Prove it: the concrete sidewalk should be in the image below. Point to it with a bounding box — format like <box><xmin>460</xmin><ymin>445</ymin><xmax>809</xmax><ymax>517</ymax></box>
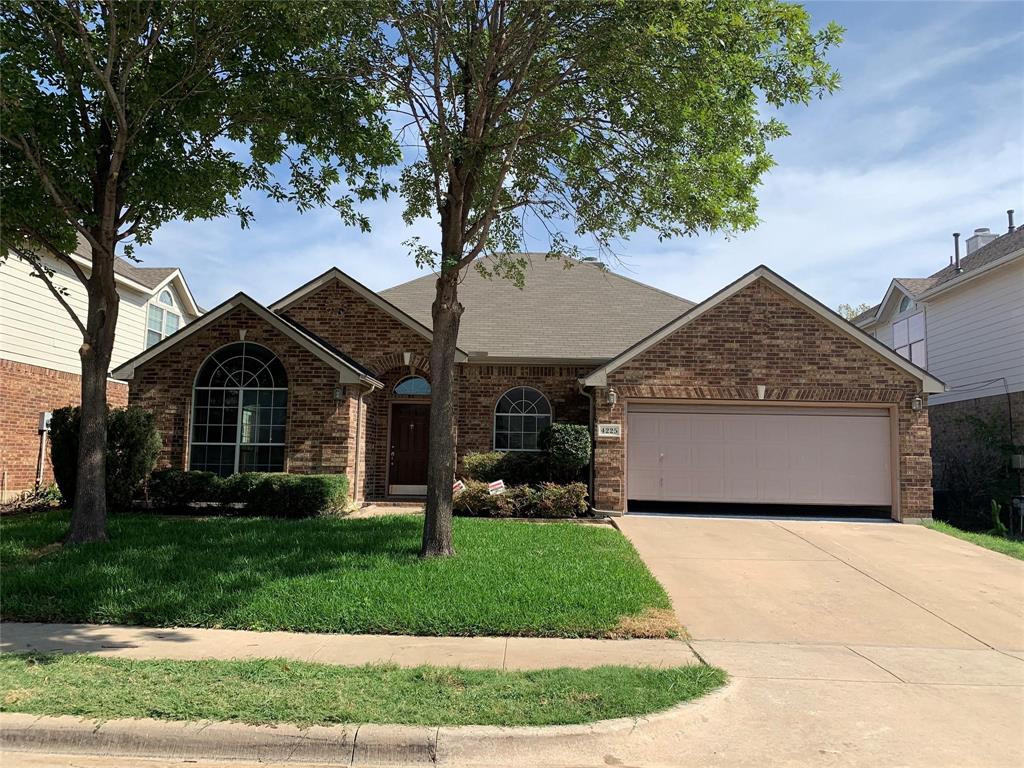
<box><xmin>0</xmin><ymin>621</ymin><xmax>699</xmax><ymax>670</ymax></box>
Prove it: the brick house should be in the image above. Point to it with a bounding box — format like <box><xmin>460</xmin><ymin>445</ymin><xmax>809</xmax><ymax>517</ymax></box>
<box><xmin>111</xmin><ymin>258</ymin><xmax>944</xmax><ymax>521</ymax></box>
<box><xmin>0</xmin><ymin>247</ymin><xmax>200</xmax><ymax>500</ymax></box>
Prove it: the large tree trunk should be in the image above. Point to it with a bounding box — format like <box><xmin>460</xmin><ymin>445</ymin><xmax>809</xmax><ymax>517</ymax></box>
<box><xmin>67</xmin><ymin>243</ymin><xmax>119</xmax><ymax>545</ymax></box>
<box><xmin>421</xmin><ymin>268</ymin><xmax>463</xmax><ymax>558</ymax></box>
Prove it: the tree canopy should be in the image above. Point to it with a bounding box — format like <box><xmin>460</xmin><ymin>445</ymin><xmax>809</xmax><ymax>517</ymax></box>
<box><xmin>381</xmin><ymin>0</ymin><xmax>843</xmax><ymax>556</ymax></box>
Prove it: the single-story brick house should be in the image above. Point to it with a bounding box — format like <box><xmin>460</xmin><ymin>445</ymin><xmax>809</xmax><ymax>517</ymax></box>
<box><xmin>111</xmin><ymin>258</ymin><xmax>944</xmax><ymax>521</ymax></box>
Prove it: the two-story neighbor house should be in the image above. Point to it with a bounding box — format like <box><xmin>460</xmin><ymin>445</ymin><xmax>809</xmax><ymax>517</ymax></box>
<box><xmin>0</xmin><ymin>247</ymin><xmax>201</xmax><ymax>500</ymax></box>
<box><xmin>853</xmin><ymin>213</ymin><xmax>1023</xmax><ymax>488</ymax></box>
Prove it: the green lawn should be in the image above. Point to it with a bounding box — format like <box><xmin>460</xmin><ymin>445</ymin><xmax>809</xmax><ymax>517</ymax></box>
<box><xmin>0</xmin><ymin>654</ymin><xmax>725</xmax><ymax>727</ymax></box>
<box><xmin>0</xmin><ymin>510</ymin><xmax>674</xmax><ymax>637</ymax></box>
<box><xmin>923</xmin><ymin>520</ymin><xmax>1024</xmax><ymax>561</ymax></box>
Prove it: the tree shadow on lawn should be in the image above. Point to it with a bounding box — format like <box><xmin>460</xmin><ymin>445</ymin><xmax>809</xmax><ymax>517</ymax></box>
<box><xmin>0</xmin><ymin>513</ymin><xmax>430</xmax><ymax>632</ymax></box>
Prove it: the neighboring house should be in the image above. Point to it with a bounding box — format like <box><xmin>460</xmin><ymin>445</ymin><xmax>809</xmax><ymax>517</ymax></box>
<box><xmin>0</xmin><ymin>247</ymin><xmax>201</xmax><ymax>500</ymax></box>
<box><xmin>111</xmin><ymin>257</ymin><xmax>941</xmax><ymax>522</ymax></box>
<box><xmin>853</xmin><ymin>217</ymin><xmax>1023</xmax><ymax>487</ymax></box>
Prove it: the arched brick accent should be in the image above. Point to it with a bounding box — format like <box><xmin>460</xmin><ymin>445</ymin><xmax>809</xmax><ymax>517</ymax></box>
<box><xmin>367</xmin><ymin>352</ymin><xmax>431</xmax><ymax>379</ymax></box>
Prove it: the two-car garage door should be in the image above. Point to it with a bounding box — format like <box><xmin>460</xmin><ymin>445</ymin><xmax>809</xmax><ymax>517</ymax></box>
<box><xmin>626</xmin><ymin>404</ymin><xmax>892</xmax><ymax>511</ymax></box>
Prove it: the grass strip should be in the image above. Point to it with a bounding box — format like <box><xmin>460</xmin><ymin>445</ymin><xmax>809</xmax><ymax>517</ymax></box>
<box><xmin>0</xmin><ymin>654</ymin><xmax>725</xmax><ymax>727</ymax></box>
<box><xmin>922</xmin><ymin>520</ymin><xmax>1024</xmax><ymax>561</ymax></box>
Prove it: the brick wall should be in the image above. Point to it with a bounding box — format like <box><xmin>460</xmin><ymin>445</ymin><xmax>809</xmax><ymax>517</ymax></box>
<box><xmin>127</xmin><ymin>305</ymin><xmax>358</xmax><ymax>482</ymax></box>
<box><xmin>0</xmin><ymin>359</ymin><xmax>128</xmax><ymax>499</ymax></box>
<box><xmin>455</xmin><ymin>363</ymin><xmax>591</xmax><ymax>455</ymax></box>
<box><xmin>592</xmin><ymin>278</ymin><xmax>933</xmax><ymax>520</ymax></box>
<box><xmin>280</xmin><ymin>278</ymin><xmax>434</xmax><ymax>370</ymax></box>
<box><xmin>279</xmin><ymin>278</ymin><xmax>593</xmax><ymax>497</ymax></box>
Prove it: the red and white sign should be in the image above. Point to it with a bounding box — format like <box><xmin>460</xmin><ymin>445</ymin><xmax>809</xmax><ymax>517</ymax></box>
<box><xmin>487</xmin><ymin>479</ymin><xmax>505</xmax><ymax>495</ymax></box>
<box><xmin>452</xmin><ymin>479</ymin><xmax>465</xmax><ymax>496</ymax></box>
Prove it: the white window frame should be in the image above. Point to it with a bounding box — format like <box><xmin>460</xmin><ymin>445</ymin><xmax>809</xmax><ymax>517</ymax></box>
<box><xmin>189</xmin><ymin>342</ymin><xmax>288</xmax><ymax>475</ymax></box>
<box><xmin>492</xmin><ymin>386</ymin><xmax>552</xmax><ymax>452</ymax></box>
<box><xmin>893</xmin><ymin>311</ymin><xmax>926</xmax><ymax>368</ymax></box>
<box><xmin>145</xmin><ymin>291</ymin><xmax>181</xmax><ymax>349</ymax></box>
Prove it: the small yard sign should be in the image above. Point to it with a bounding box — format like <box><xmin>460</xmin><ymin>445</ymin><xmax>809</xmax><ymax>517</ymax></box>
<box><xmin>597</xmin><ymin>423</ymin><xmax>621</xmax><ymax>439</ymax></box>
<box><xmin>488</xmin><ymin>480</ymin><xmax>505</xmax><ymax>495</ymax></box>
<box><xmin>452</xmin><ymin>479</ymin><xmax>465</xmax><ymax>496</ymax></box>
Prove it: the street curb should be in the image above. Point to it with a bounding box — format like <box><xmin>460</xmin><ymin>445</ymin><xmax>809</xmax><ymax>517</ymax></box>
<box><xmin>0</xmin><ymin>686</ymin><xmax>733</xmax><ymax>765</ymax></box>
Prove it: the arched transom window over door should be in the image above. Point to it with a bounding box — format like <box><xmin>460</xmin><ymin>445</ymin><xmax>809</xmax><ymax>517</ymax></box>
<box><xmin>190</xmin><ymin>342</ymin><xmax>288</xmax><ymax>476</ymax></box>
<box><xmin>494</xmin><ymin>387</ymin><xmax>551</xmax><ymax>451</ymax></box>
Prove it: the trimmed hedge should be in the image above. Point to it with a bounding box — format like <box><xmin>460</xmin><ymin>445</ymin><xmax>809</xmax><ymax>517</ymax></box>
<box><xmin>453</xmin><ymin>481</ymin><xmax>588</xmax><ymax>519</ymax></box>
<box><xmin>462</xmin><ymin>423</ymin><xmax>592</xmax><ymax>485</ymax></box>
<box><xmin>540</xmin><ymin>423</ymin><xmax>591</xmax><ymax>482</ymax></box>
<box><xmin>147</xmin><ymin>470</ymin><xmax>348</xmax><ymax>518</ymax></box>
<box><xmin>461</xmin><ymin>451</ymin><xmax>549</xmax><ymax>485</ymax></box>
<box><xmin>49</xmin><ymin>405</ymin><xmax>162</xmax><ymax>510</ymax></box>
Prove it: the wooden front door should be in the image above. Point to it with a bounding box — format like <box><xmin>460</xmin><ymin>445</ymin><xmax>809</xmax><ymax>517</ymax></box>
<box><xmin>389</xmin><ymin>402</ymin><xmax>430</xmax><ymax>493</ymax></box>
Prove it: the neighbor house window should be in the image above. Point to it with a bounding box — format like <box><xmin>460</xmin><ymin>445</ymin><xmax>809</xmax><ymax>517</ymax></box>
<box><xmin>898</xmin><ymin>295</ymin><xmax>912</xmax><ymax>314</ymax></box>
<box><xmin>494</xmin><ymin>387</ymin><xmax>551</xmax><ymax>451</ymax></box>
<box><xmin>190</xmin><ymin>342</ymin><xmax>287</xmax><ymax>476</ymax></box>
<box><xmin>146</xmin><ymin>290</ymin><xmax>180</xmax><ymax>348</ymax></box>
<box><xmin>394</xmin><ymin>376</ymin><xmax>431</xmax><ymax>396</ymax></box>
<box><xmin>893</xmin><ymin>312</ymin><xmax>926</xmax><ymax>367</ymax></box>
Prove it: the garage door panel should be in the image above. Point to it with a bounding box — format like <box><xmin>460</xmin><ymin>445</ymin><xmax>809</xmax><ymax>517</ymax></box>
<box><xmin>627</xmin><ymin>406</ymin><xmax>891</xmax><ymax>508</ymax></box>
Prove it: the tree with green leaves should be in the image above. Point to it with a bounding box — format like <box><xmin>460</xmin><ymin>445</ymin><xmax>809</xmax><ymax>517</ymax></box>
<box><xmin>1</xmin><ymin>0</ymin><xmax>396</xmax><ymax>543</ymax></box>
<box><xmin>380</xmin><ymin>0</ymin><xmax>842</xmax><ymax>557</ymax></box>
<box><xmin>839</xmin><ymin>302</ymin><xmax>873</xmax><ymax>321</ymax></box>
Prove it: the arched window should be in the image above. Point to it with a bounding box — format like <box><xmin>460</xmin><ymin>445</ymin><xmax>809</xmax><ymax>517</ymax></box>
<box><xmin>190</xmin><ymin>342</ymin><xmax>287</xmax><ymax>476</ymax></box>
<box><xmin>494</xmin><ymin>387</ymin><xmax>551</xmax><ymax>451</ymax></box>
<box><xmin>898</xmin><ymin>295</ymin><xmax>912</xmax><ymax>313</ymax></box>
<box><xmin>394</xmin><ymin>375</ymin><xmax>431</xmax><ymax>397</ymax></box>
<box><xmin>159</xmin><ymin>289</ymin><xmax>174</xmax><ymax>306</ymax></box>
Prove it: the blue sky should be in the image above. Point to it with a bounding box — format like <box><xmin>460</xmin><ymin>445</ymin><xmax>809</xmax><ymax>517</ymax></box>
<box><xmin>144</xmin><ymin>0</ymin><xmax>1024</xmax><ymax>312</ymax></box>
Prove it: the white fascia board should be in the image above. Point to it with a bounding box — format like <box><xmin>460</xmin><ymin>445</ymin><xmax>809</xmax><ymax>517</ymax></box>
<box><xmin>582</xmin><ymin>266</ymin><xmax>946</xmax><ymax>394</ymax></box>
<box><xmin>270</xmin><ymin>267</ymin><xmax>469</xmax><ymax>362</ymax></box>
<box><xmin>916</xmin><ymin>248</ymin><xmax>1024</xmax><ymax>302</ymax></box>
<box><xmin>150</xmin><ymin>270</ymin><xmax>202</xmax><ymax>318</ymax></box>
<box><xmin>111</xmin><ymin>293</ymin><xmax>376</xmax><ymax>386</ymax></box>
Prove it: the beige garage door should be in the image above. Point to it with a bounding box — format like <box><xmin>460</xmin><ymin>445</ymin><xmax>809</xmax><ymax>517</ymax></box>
<box><xmin>626</xmin><ymin>405</ymin><xmax>892</xmax><ymax>507</ymax></box>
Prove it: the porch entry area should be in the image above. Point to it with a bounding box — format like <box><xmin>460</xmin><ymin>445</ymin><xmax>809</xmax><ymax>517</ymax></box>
<box><xmin>388</xmin><ymin>401</ymin><xmax>430</xmax><ymax>496</ymax></box>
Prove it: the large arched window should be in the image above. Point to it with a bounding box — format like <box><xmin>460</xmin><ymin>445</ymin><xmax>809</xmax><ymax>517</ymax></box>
<box><xmin>494</xmin><ymin>387</ymin><xmax>551</xmax><ymax>451</ymax></box>
<box><xmin>190</xmin><ymin>342</ymin><xmax>287</xmax><ymax>476</ymax></box>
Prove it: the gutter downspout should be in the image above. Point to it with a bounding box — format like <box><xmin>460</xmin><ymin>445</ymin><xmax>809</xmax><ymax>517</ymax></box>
<box><xmin>352</xmin><ymin>377</ymin><xmax>382</xmax><ymax>506</ymax></box>
<box><xmin>578</xmin><ymin>381</ymin><xmax>596</xmax><ymax>510</ymax></box>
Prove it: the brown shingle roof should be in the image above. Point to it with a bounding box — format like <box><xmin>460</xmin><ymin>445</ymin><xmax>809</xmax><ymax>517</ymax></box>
<box><xmin>380</xmin><ymin>254</ymin><xmax>694</xmax><ymax>360</ymax></box>
<box><xmin>113</xmin><ymin>257</ymin><xmax>177</xmax><ymax>289</ymax></box>
<box><xmin>854</xmin><ymin>227</ymin><xmax>1024</xmax><ymax>325</ymax></box>
<box><xmin>926</xmin><ymin>227</ymin><xmax>1024</xmax><ymax>285</ymax></box>
<box><xmin>894</xmin><ymin>277</ymin><xmax>940</xmax><ymax>297</ymax></box>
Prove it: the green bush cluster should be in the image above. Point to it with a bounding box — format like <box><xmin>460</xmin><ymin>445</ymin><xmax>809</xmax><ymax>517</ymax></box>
<box><xmin>453</xmin><ymin>480</ymin><xmax>588</xmax><ymax>518</ymax></box>
<box><xmin>147</xmin><ymin>470</ymin><xmax>348</xmax><ymax>518</ymax></box>
<box><xmin>462</xmin><ymin>423</ymin><xmax>592</xmax><ymax>485</ymax></box>
<box><xmin>49</xmin><ymin>405</ymin><xmax>162</xmax><ymax>510</ymax></box>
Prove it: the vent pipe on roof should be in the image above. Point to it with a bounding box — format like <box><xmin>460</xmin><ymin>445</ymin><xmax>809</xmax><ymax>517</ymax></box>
<box><xmin>953</xmin><ymin>232</ymin><xmax>962</xmax><ymax>273</ymax></box>
<box><xmin>1009</xmin><ymin>209</ymin><xmax>1016</xmax><ymax>234</ymax></box>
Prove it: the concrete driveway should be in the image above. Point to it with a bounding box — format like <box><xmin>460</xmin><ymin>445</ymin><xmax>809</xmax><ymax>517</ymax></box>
<box><xmin>608</xmin><ymin>515</ymin><xmax>1024</xmax><ymax>767</ymax></box>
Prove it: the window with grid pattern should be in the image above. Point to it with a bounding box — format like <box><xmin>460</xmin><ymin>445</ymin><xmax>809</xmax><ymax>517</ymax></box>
<box><xmin>493</xmin><ymin>387</ymin><xmax>551</xmax><ymax>451</ymax></box>
<box><xmin>189</xmin><ymin>342</ymin><xmax>287</xmax><ymax>476</ymax></box>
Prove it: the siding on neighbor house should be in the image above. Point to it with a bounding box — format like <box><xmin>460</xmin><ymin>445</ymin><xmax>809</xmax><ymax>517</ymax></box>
<box><xmin>0</xmin><ymin>254</ymin><xmax>191</xmax><ymax>374</ymax></box>
<box><xmin>924</xmin><ymin>260</ymin><xmax>1024</xmax><ymax>405</ymax></box>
